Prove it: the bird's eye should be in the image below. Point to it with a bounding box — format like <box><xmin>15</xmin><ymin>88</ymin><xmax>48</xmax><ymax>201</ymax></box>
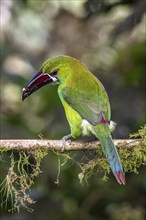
<box><xmin>50</xmin><ymin>69</ymin><xmax>58</xmax><ymax>76</ymax></box>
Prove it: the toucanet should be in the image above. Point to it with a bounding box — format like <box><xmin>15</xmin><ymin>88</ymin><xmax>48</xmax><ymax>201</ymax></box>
<box><xmin>22</xmin><ymin>55</ymin><xmax>125</xmax><ymax>185</ymax></box>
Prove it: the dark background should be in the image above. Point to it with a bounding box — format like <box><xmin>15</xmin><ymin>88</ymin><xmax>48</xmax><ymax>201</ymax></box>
<box><xmin>0</xmin><ymin>0</ymin><xmax>146</xmax><ymax>219</ymax></box>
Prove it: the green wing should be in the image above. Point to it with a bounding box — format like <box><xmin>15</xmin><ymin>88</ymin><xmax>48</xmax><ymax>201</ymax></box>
<box><xmin>61</xmin><ymin>86</ymin><xmax>111</xmax><ymax>125</ymax></box>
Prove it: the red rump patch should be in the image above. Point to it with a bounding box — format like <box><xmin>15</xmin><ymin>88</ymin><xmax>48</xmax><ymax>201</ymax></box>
<box><xmin>101</xmin><ymin>115</ymin><xmax>108</xmax><ymax>124</ymax></box>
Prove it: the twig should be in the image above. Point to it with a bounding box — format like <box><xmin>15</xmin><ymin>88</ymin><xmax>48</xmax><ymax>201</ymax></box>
<box><xmin>0</xmin><ymin>139</ymin><xmax>141</xmax><ymax>151</ymax></box>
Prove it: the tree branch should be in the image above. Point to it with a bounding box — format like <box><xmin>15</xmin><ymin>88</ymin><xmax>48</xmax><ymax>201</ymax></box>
<box><xmin>0</xmin><ymin>139</ymin><xmax>141</xmax><ymax>151</ymax></box>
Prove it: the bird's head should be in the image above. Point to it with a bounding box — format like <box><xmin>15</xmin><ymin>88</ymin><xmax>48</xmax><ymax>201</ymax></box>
<box><xmin>22</xmin><ymin>55</ymin><xmax>80</xmax><ymax>101</ymax></box>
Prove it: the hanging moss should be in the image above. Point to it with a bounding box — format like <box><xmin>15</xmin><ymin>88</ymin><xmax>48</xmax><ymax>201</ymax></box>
<box><xmin>0</xmin><ymin>125</ymin><xmax>145</xmax><ymax>212</ymax></box>
<box><xmin>0</xmin><ymin>149</ymin><xmax>48</xmax><ymax>212</ymax></box>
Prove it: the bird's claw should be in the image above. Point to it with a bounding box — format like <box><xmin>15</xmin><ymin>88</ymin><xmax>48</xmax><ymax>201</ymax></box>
<box><xmin>61</xmin><ymin>134</ymin><xmax>71</xmax><ymax>152</ymax></box>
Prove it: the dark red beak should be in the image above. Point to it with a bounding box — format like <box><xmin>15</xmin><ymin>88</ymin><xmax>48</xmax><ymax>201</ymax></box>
<box><xmin>22</xmin><ymin>71</ymin><xmax>54</xmax><ymax>101</ymax></box>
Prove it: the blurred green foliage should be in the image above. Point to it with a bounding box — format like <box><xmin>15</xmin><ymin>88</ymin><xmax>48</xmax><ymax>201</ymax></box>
<box><xmin>115</xmin><ymin>41</ymin><xmax>146</xmax><ymax>88</ymax></box>
<box><xmin>0</xmin><ymin>0</ymin><xmax>146</xmax><ymax>219</ymax></box>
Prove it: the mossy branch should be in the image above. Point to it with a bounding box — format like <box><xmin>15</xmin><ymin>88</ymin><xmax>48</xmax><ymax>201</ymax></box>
<box><xmin>0</xmin><ymin>125</ymin><xmax>145</xmax><ymax>212</ymax></box>
<box><xmin>0</xmin><ymin>139</ymin><xmax>141</xmax><ymax>151</ymax></box>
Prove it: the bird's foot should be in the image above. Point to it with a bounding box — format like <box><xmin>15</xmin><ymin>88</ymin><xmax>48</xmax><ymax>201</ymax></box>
<box><xmin>61</xmin><ymin>134</ymin><xmax>72</xmax><ymax>152</ymax></box>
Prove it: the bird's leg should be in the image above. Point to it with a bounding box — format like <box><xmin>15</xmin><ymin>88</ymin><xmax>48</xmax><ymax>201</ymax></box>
<box><xmin>61</xmin><ymin>134</ymin><xmax>72</xmax><ymax>152</ymax></box>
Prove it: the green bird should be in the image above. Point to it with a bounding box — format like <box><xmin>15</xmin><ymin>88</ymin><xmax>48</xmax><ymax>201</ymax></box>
<box><xmin>22</xmin><ymin>55</ymin><xmax>125</xmax><ymax>185</ymax></box>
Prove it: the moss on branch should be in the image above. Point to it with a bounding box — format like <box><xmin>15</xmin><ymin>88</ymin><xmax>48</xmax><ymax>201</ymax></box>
<box><xmin>0</xmin><ymin>125</ymin><xmax>145</xmax><ymax>212</ymax></box>
<box><xmin>78</xmin><ymin>125</ymin><xmax>146</xmax><ymax>183</ymax></box>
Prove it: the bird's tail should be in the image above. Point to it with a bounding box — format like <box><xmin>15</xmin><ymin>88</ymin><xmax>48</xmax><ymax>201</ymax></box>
<box><xmin>94</xmin><ymin>125</ymin><xmax>125</xmax><ymax>185</ymax></box>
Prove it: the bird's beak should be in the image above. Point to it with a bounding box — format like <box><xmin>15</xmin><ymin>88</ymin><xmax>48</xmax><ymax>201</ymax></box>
<box><xmin>22</xmin><ymin>71</ymin><xmax>57</xmax><ymax>101</ymax></box>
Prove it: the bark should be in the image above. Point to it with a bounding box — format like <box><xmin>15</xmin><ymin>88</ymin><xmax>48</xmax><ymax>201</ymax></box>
<box><xmin>0</xmin><ymin>139</ymin><xmax>140</xmax><ymax>151</ymax></box>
